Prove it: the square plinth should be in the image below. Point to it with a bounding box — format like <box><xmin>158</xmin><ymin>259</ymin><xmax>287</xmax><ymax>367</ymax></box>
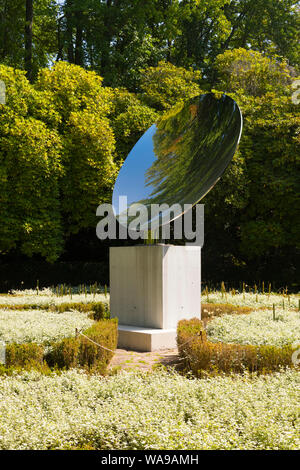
<box><xmin>118</xmin><ymin>325</ymin><xmax>177</xmax><ymax>352</ymax></box>
<box><xmin>110</xmin><ymin>245</ymin><xmax>201</xmax><ymax>332</ymax></box>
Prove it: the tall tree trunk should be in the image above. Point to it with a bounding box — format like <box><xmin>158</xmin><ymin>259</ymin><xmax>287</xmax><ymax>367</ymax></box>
<box><xmin>66</xmin><ymin>0</ymin><xmax>74</xmax><ymax>62</ymax></box>
<box><xmin>101</xmin><ymin>0</ymin><xmax>113</xmax><ymax>75</ymax></box>
<box><xmin>25</xmin><ymin>0</ymin><xmax>33</xmax><ymax>81</ymax></box>
<box><xmin>56</xmin><ymin>15</ymin><xmax>64</xmax><ymax>61</ymax></box>
<box><xmin>0</xmin><ymin>0</ymin><xmax>9</xmax><ymax>60</ymax></box>
<box><xmin>74</xmin><ymin>11</ymin><xmax>83</xmax><ymax>66</ymax></box>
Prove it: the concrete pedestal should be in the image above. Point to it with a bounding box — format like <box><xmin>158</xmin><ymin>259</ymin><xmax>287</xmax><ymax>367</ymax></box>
<box><xmin>110</xmin><ymin>245</ymin><xmax>201</xmax><ymax>351</ymax></box>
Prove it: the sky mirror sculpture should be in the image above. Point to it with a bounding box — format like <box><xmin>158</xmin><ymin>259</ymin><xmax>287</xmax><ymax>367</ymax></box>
<box><xmin>112</xmin><ymin>93</ymin><xmax>243</xmax><ymax>232</ymax></box>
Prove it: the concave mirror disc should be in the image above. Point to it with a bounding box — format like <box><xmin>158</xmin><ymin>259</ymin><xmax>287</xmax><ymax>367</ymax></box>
<box><xmin>112</xmin><ymin>93</ymin><xmax>242</xmax><ymax>230</ymax></box>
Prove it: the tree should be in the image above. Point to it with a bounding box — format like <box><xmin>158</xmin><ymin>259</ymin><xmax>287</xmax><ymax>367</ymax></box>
<box><xmin>109</xmin><ymin>88</ymin><xmax>158</xmax><ymax>161</ymax></box>
<box><xmin>238</xmin><ymin>93</ymin><xmax>300</xmax><ymax>259</ymax></box>
<box><xmin>139</xmin><ymin>61</ymin><xmax>202</xmax><ymax>111</ymax></box>
<box><xmin>214</xmin><ymin>48</ymin><xmax>293</xmax><ymax>97</ymax></box>
<box><xmin>0</xmin><ymin>0</ymin><xmax>25</xmax><ymax>67</ymax></box>
<box><xmin>0</xmin><ymin>63</ymin><xmax>119</xmax><ymax>259</ymax></box>
<box><xmin>173</xmin><ymin>0</ymin><xmax>232</xmax><ymax>75</ymax></box>
<box><xmin>0</xmin><ymin>61</ymin><xmax>160</xmax><ymax>260</ymax></box>
<box><xmin>0</xmin><ymin>0</ymin><xmax>58</xmax><ymax>79</ymax></box>
<box><xmin>25</xmin><ymin>0</ymin><xmax>34</xmax><ymax>81</ymax></box>
<box><xmin>1</xmin><ymin>1</ymin><xmax>299</xmax><ymax>90</ymax></box>
<box><xmin>220</xmin><ymin>0</ymin><xmax>300</xmax><ymax>67</ymax></box>
<box><xmin>0</xmin><ymin>65</ymin><xmax>63</xmax><ymax>261</ymax></box>
<box><xmin>84</xmin><ymin>0</ymin><xmax>167</xmax><ymax>89</ymax></box>
<box><xmin>201</xmin><ymin>49</ymin><xmax>300</xmax><ymax>279</ymax></box>
<box><xmin>36</xmin><ymin>62</ymin><xmax>118</xmax><ymax>235</ymax></box>
<box><xmin>184</xmin><ymin>1</ymin><xmax>299</xmax><ymax>73</ymax></box>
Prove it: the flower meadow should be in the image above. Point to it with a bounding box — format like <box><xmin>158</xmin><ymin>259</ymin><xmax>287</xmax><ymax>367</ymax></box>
<box><xmin>0</xmin><ymin>289</ymin><xmax>108</xmax><ymax>308</ymax></box>
<box><xmin>0</xmin><ymin>288</ymin><xmax>299</xmax><ymax>450</ymax></box>
<box><xmin>0</xmin><ymin>309</ymin><xmax>94</xmax><ymax>347</ymax></box>
<box><xmin>207</xmin><ymin>308</ymin><xmax>300</xmax><ymax>347</ymax></box>
<box><xmin>0</xmin><ymin>368</ymin><xmax>299</xmax><ymax>450</ymax></box>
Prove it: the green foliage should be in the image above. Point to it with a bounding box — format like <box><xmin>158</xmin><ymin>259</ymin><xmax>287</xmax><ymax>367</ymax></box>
<box><xmin>3</xmin><ymin>317</ymin><xmax>118</xmax><ymax>375</ymax></box>
<box><xmin>173</xmin><ymin>0</ymin><xmax>232</xmax><ymax>74</ymax></box>
<box><xmin>5</xmin><ymin>342</ymin><xmax>44</xmax><ymax>368</ymax></box>
<box><xmin>47</xmin><ymin>336</ymin><xmax>79</xmax><ymax>369</ymax></box>
<box><xmin>0</xmin><ymin>62</ymin><xmax>119</xmax><ymax>258</ymax></box>
<box><xmin>110</xmin><ymin>88</ymin><xmax>158</xmax><ymax>160</ymax></box>
<box><xmin>177</xmin><ymin>317</ymin><xmax>207</xmax><ymax>342</ymax></box>
<box><xmin>202</xmin><ymin>48</ymin><xmax>300</xmax><ymax>269</ymax></box>
<box><xmin>0</xmin><ymin>362</ymin><xmax>51</xmax><ymax>376</ymax></box>
<box><xmin>175</xmin><ymin>0</ymin><xmax>299</xmax><ymax>77</ymax></box>
<box><xmin>220</xmin><ymin>0</ymin><xmax>300</xmax><ymax>67</ymax></box>
<box><xmin>50</xmin><ymin>301</ymin><xmax>109</xmax><ymax>320</ymax></box>
<box><xmin>177</xmin><ymin>318</ymin><xmax>296</xmax><ymax>377</ymax></box>
<box><xmin>0</xmin><ymin>0</ymin><xmax>299</xmax><ymax>86</ymax></box>
<box><xmin>87</xmin><ymin>302</ymin><xmax>109</xmax><ymax>321</ymax></box>
<box><xmin>0</xmin><ymin>0</ymin><xmax>58</xmax><ymax>79</ymax></box>
<box><xmin>214</xmin><ymin>48</ymin><xmax>292</xmax><ymax>97</ymax></box>
<box><xmin>139</xmin><ymin>61</ymin><xmax>202</xmax><ymax>111</ymax></box>
<box><xmin>36</xmin><ymin>61</ymin><xmax>112</xmax><ymax>122</ymax></box>
<box><xmin>237</xmin><ymin>92</ymin><xmax>299</xmax><ymax>258</ymax></box>
<box><xmin>36</xmin><ymin>62</ymin><xmax>117</xmax><ymax>234</ymax></box>
<box><xmin>0</xmin><ymin>61</ymin><xmax>157</xmax><ymax>257</ymax></box>
<box><xmin>49</xmin><ymin>0</ymin><xmax>300</xmax><ymax>86</ymax></box>
<box><xmin>0</xmin><ymin>66</ymin><xmax>63</xmax><ymax>261</ymax></box>
<box><xmin>0</xmin><ymin>47</ymin><xmax>298</xmax><ymax>276</ymax></box>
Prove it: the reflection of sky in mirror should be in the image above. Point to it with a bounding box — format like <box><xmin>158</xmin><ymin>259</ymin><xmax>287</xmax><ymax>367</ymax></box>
<box><xmin>112</xmin><ymin>93</ymin><xmax>242</xmax><ymax>225</ymax></box>
<box><xmin>112</xmin><ymin>124</ymin><xmax>157</xmax><ymax>214</ymax></box>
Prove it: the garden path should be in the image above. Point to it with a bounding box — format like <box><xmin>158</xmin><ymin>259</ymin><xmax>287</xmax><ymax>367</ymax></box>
<box><xmin>108</xmin><ymin>348</ymin><xmax>180</xmax><ymax>372</ymax></box>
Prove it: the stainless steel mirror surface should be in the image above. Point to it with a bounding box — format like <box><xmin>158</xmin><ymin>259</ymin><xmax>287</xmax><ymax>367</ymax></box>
<box><xmin>112</xmin><ymin>93</ymin><xmax>242</xmax><ymax>227</ymax></box>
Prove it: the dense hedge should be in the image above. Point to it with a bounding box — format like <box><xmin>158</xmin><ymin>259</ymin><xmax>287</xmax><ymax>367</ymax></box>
<box><xmin>5</xmin><ymin>343</ymin><xmax>44</xmax><ymax>369</ymax></box>
<box><xmin>177</xmin><ymin>318</ymin><xmax>295</xmax><ymax>377</ymax></box>
<box><xmin>46</xmin><ymin>318</ymin><xmax>118</xmax><ymax>374</ymax></box>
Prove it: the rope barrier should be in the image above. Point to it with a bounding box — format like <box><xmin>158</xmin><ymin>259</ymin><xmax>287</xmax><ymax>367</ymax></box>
<box><xmin>75</xmin><ymin>327</ymin><xmax>118</xmax><ymax>354</ymax></box>
<box><xmin>77</xmin><ymin>330</ymin><xmax>117</xmax><ymax>354</ymax></box>
<box><xmin>74</xmin><ymin>328</ymin><xmax>204</xmax><ymax>359</ymax></box>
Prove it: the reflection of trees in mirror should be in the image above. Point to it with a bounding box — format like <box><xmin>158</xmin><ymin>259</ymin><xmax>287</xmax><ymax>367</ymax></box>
<box><xmin>141</xmin><ymin>94</ymin><xmax>242</xmax><ymax>209</ymax></box>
